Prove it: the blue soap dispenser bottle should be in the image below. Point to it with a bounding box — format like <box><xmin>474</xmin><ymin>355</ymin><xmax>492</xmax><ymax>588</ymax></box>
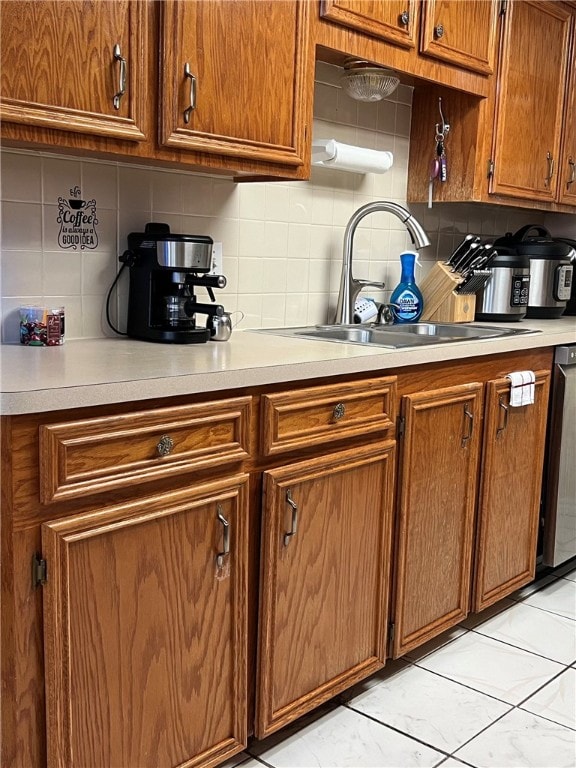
<box><xmin>391</xmin><ymin>250</ymin><xmax>424</xmax><ymax>323</ymax></box>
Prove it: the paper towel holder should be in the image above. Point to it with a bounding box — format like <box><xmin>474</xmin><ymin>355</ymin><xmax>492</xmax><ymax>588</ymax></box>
<box><xmin>311</xmin><ymin>139</ymin><xmax>394</xmax><ymax>174</ymax></box>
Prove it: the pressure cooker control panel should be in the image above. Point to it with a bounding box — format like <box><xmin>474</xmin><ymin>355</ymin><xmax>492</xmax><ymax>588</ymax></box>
<box><xmin>510</xmin><ymin>274</ymin><xmax>530</xmax><ymax>306</ymax></box>
<box><xmin>554</xmin><ymin>265</ymin><xmax>573</xmax><ymax>302</ymax></box>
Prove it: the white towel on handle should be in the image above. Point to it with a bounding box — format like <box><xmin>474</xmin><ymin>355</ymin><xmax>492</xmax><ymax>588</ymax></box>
<box><xmin>506</xmin><ymin>370</ymin><xmax>535</xmax><ymax>407</ymax></box>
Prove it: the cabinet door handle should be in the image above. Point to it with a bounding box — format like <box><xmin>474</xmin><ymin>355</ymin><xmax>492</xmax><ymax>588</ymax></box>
<box><xmin>545</xmin><ymin>151</ymin><xmax>555</xmax><ymax>187</ymax></box>
<box><xmin>461</xmin><ymin>403</ymin><xmax>474</xmax><ymax>447</ymax></box>
<box><xmin>112</xmin><ymin>44</ymin><xmax>127</xmax><ymax>109</ymax></box>
<box><xmin>434</xmin><ymin>24</ymin><xmax>444</xmax><ymax>39</ymax></box>
<box><xmin>567</xmin><ymin>157</ymin><xmax>575</xmax><ymax>188</ymax></box>
<box><xmin>183</xmin><ymin>62</ymin><xmax>197</xmax><ymax>123</ymax></box>
<box><xmin>399</xmin><ymin>10</ymin><xmax>410</xmax><ymax>25</ymax></box>
<box><xmin>283</xmin><ymin>489</ymin><xmax>299</xmax><ymax>547</ymax></box>
<box><xmin>216</xmin><ymin>505</ymin><xmax>230</xmax><ymax>568</ymax></box>
<box><xmin>497</xmin><ymin>395</ymin><xmax>509</xmax><ymax>437</ymax></box>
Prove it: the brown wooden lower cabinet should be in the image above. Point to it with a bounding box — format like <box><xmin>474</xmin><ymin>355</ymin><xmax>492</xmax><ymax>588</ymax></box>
<box><xmin>472</xmin><ymin>371</ymin><xmax>551</xmax><ymax>611</ymax></box>
<box><xmin>41</xmin><ymin>476</ymin><xmax>249</xmax><ymax>768</ymax></box>
<box><xmin>256</xmin><ymin>441</ymin><xmax>396</xmax><ymax>738</ymax></box>
<box><xmin>391</xmin><ymin>383</ymin><xmax>484</xmax><ymax>658</ymax></box>
<box><xmin>0</xmin><ymin>348</ymin><xmax>555</xmax><ymax>767</ymax></box>
<box><xmin>391</xmin><ymin>365</ymin><xmax>552</xmax><ymax>659</ymax></box>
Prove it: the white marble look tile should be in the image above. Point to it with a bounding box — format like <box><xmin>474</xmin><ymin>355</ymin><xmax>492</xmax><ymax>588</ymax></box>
<box><xmin>404</xmin><ymin>627</ymin><xmax>468</xmax><ymax>662</ymax></box>
<box><xmin>510</xmin><ymin>574</ymin><xmax>557</xmax><ymax>601</ymax></box>
<box><xmin>454</xmin><ymin>707</ymin><xmax>576</xmax><ymax>768</ymax></box>
<box><xmin>461</xmin><ymin>598</ymin><xmax>515</xmax><ymax>630</ymax></box>
<box><xmin>520</xmin><ymin>668</ymin><xmax>576</xmax><ymax>730</ymax></box>
<box><xmin>252</xmin><ymin>706</ymin><xmax>444</xmax><ymax>768</ymax></box>
<box><xmin>417</xmin><ymin>633</ymin><xmax>564</xmax><ymax>705</ymax></box>
<box><xmin>560</xmin><ymin>569</ymin><xmax>576</xmax><ymax>583</ymax></box>
<box><xmin>471</xmin><ymin>601</ymin><xmax>576</xmax><ymax>664</ymax></box>
<box><xmin>520</xmin><ymin>578</ymin><xmax>576</xmax><ymax>621</ymax></box>
<box><xmin>436</xmin><ymin>760</ymin><xmax>471</xmax><ymax>767</ymax></box>
<box><xmin>347</xmin><ymin>662</ymin><xmax>510</xmax><ymax>753</ymax></box>
<box><xmin>218</xmin><ymin>753</ymin><xmax>258</xmax><ymax>768</ymax></box>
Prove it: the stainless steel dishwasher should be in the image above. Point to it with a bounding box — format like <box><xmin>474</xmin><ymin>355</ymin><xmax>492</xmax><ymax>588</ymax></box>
<box><xmin>541</xmin><ymin>345</ymin><xmax>576</xmax><ymax>567</ymax></box>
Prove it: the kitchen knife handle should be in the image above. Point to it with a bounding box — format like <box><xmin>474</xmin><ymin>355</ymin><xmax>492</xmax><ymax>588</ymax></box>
<box><xmin>216</xmin><ymin>505</ymin><xmax>230</xmax><ymax>568</ymax></box>
<box><xmin>112</xmin><ymin>44</ymin><xmax>127</xmax><ymax>110</ymax></box>
<box><xmin>183</xmin><ymin>63</ymin><xmax>197</xmax><ymax>123</ymax></box>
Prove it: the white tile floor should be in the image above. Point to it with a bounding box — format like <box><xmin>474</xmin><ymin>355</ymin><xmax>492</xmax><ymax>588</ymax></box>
<box><xmin>227</xmin><ymin>562</ymin><xmax>576</xmax><ymax>768</ymax></box>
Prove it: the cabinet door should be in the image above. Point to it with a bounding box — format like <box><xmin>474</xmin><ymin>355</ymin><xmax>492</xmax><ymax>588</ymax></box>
<box><xmin>320</xmin><ymin>0</ymin><xmax>419</xmax><ymax>48</ymax></box>
<box><xmin>257</xmin><ymin>441</ymin><xmax>396</xmax><ymax>738</ymax></box>
<box><xmin>392</xmin><ymin>383</ymin><xmax>483</xmax><ymax>658</ymax></box>
<box><xmin>160</xmin><ymin>0</ymin><xmax>309</xmax><ymax>168</ymax></box>
<box><xmin>490</xmin><ymin>1</ymin><xmax>572</xmax><ymax>202</ymax></box>
<box><xmin>472</xmin><ymin>372</ymin><xmax>551</xmax><ymax>612</ymax></box>
<box><xmin>420</xmin><ymin>0</ymin><xmax>499</xmax><ymax>75</ymax></box>
<box><xmin>559</xmin><ymin>15</ymin><xmax>576</xmax><ymax>206</ymax></box>
<box><xmin>41</xmin><ymin>476</ymin><xmax>248</xmax><ymax>768</ymax></box>
<box><xmin>0</xmin><ymin>1</ymin><xmax>147</xmax><ymax>141</ymax></box>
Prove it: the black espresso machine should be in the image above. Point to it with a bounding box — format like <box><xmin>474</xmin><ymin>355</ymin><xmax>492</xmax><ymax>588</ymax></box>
<box><xmin>122</xmin><ymin>223</ymin><xmax>227</xmax><ymax>343</ymax></box>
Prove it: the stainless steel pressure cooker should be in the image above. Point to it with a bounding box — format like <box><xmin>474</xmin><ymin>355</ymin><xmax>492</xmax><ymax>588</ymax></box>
<box><xmin>475</xmin><ymin>249</ymin><xmax>530</xmax><ymax>321</ymax></box>
<box><xmin>494</xmin><ymin>226</ymin><xmax>574</xmax><ymax>319</ymax></box>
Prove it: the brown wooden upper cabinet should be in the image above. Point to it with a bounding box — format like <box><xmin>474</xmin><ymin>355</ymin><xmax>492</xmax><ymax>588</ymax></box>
<box><xmin>320</xmin><ymin>0</ymin><xmax>420</xmax><ymax>48</ymax></box>
<box><xmin>0</xmin><ymin>0</ymin><xmax>147</xmax><ymax>142</ymax></box>
<box><xmin>320</xmin><ymin>0</ymin><xmax>499</xmax><ymax>74</ymax></box>
<box><xmin>159</xmin><ymin>0</ymin><xmax>310</xmax><ymax>168</ymax></box>
<box><xmin>420</xmin><ymin>0</ymin><xmax>499</xmax><ymax>75</ymax></box>
<box><xmin>490</xmin><ymin>0</ymin><xmax>573</xmax><ymax>202</ymax></box>
<box><xmin>559</xmin><ymin>13</ymin><xmax>576</xmax><ymax>206</ymax></box>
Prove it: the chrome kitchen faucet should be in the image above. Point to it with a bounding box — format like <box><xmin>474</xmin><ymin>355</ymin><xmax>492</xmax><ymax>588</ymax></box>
<box><xmin>334</xmin><ymin>201</ymin><xmax>431</xmax><ymax>325</ymax></box>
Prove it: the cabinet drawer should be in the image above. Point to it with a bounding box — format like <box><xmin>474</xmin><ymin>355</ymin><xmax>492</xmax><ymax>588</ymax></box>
<box><xmin>40</xmin><ymin>397</ymin><xmax>252</xmax><ymax>502</ymax></box>
<box><xmin>261</xmin><ymin>377</ymin><xmax>396</xmax><ymax>456</ymax></box>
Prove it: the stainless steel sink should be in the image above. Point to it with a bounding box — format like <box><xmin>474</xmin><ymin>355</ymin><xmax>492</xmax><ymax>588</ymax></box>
<box><xmin>251</xmin><ymin>323</ymin><xmax>539</xmax><ymax>349</ymax></box>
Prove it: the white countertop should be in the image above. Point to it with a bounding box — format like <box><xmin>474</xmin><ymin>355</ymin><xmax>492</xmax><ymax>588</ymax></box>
<box><xmin>2</xmin><ymin>318</ymin><xmax>575</xmax><ymax>415</ymax></box>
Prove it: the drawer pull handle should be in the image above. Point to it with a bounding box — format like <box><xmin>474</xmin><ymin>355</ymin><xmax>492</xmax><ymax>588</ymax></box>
<box><xmin>461</xmin><ymin>403</ymin><xmax>474</xmax><ymax>447</ymax></box>
<box><xmin>156</xmin><ymin>435</ymin><xmax>174</xmax><ymax>457</ymax></box>
<box><xmin>112</xmin><ymin>44</ymin><xmax>127</xmax><ymax>109</ymax></box>
<box><xmin>284</xmin><ymin>489</ymin><xmax>299</xmax><ymax>547</ymax></box>
<box><xmin>332</xmin><ymin>402</ymin><xmax>346</xmax><ymax>421</ymax></box>
<box><xmin>497</xmin><ymin>396</ymin><xmax>509</xmax><ymax>437</ymax></box>
<box><xmin>216</xmin><ymin>506</ymin><xmax>230</xmax><ymax>568</ymax></box>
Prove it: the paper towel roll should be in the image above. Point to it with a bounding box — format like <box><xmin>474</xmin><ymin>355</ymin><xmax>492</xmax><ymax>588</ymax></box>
<box><xmin>312</xmin><ymin>139</ymin><xmax>393</xmax><ymax>174</ymax></box>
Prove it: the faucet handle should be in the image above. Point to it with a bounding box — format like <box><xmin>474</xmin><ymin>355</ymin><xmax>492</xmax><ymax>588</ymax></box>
<box><xmin>354</xmin><ymin>278</ymin><xmax>386</xmax><ymax>290</ymax></box>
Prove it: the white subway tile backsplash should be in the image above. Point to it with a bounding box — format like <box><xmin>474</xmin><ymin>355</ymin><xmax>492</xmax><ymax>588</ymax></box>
<box><xmin>2</xmin><ymin>66</ymin><xmax>572</xmax><ymax>342</ymax></box>
<box><xmin>118</xmin><ymin>166</ymin><xmax>152</xmax><ymax>212</ymax></box>
<box><xmin>151</xmin><ymin>170</ymin><xmax>183</xmax><ymax>213</ymax></box>
<box><xmin>42</xmin><ymin>156</ymin><xmax>82</xmax><ymax>205</ymax></box>
<box><xmin>81</xmin><ymin>160</ymin><xmax>118</xmax><ymax>210</ymax></box>
<box><xmin>82</xmin><ymin>250</ymin><xmax>118</xmax><ymax>296</ymax></box>
<box><xmin>2</xmin><ymin>201</ymin><xmax>43</xmax><ymax>250</ymax></box>
<box><xmin>43</xmin><ymin>251</ymin><xmax>82</xmax><ymax>296</ymax></box>
<box><xmin>0</xmin><ymin>151</ymin><xmax>42</xmax><ymax>202</ymax></box>
<box><xmin>1</xmin><ymin>250</ymin><xmax>43</xmax><ymax>296</ymax></box>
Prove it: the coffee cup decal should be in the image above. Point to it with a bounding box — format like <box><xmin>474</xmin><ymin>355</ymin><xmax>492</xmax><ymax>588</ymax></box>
<box><xmin>68</xmin><ymin>185</ymin><xmax>85</xmax><ymax>210</ymax></box>
<box><xmin>57</xmin><ymin>186</ymin><xmax>99</xmax><ymax>250</ymax></box>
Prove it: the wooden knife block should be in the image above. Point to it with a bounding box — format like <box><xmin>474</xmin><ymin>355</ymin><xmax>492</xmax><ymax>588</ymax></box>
<box><xmin>420</xmin><ymin>261</ymin><xmax>476</xmax><ymax>323</ymax></box>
